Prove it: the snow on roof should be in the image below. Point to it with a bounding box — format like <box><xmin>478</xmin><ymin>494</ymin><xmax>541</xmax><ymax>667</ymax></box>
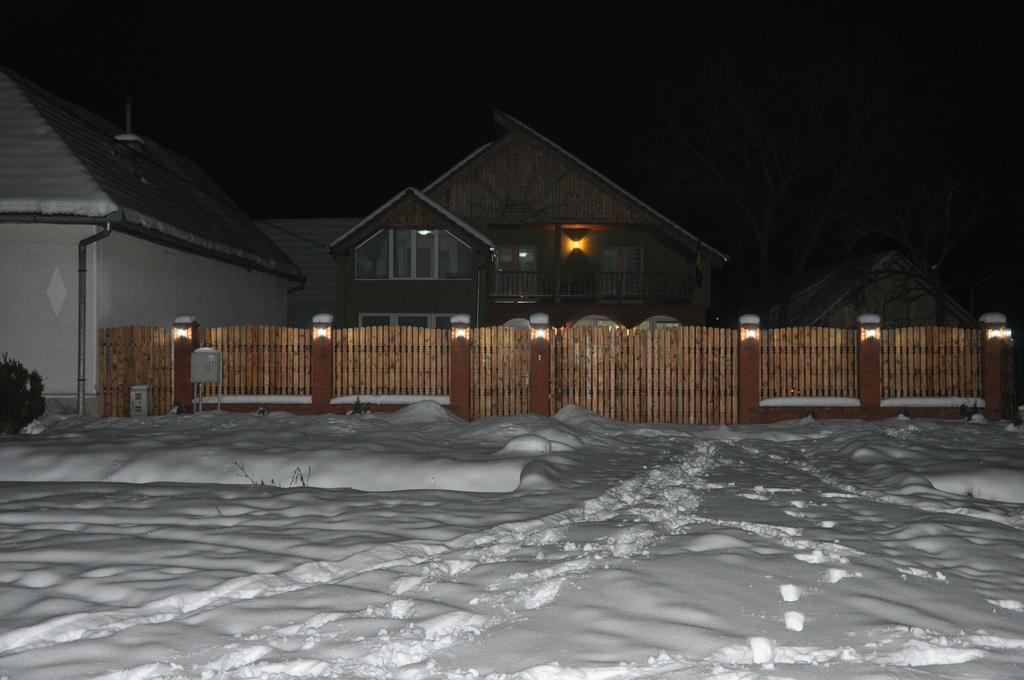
<box><xmin>0</xmin><ymin>67</ymin><xmax>301</xmax><ymax>281</ymax></box>
<box><xmin>493</xmin><ymin>112</ymin><xmax>729</xmax><ymax>263</ymax></box>
<box><xmin>0</xmin><ymin>70</ymin><xmax>117</xmax><ymax>216</ymax></box>
<box><xmin>328</xmin><ymin>188</ymin><xmax>495</xmax><ymax>252</ymax></box>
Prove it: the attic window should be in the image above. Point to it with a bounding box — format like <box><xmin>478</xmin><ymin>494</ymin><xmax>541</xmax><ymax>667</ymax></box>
<box><xmin>355</xmin><ymin>229</ymin><xmax>472</xmax><ymax>280</ymax></box>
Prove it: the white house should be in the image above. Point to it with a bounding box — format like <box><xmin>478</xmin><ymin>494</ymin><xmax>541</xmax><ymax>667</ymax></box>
<box><xmin>0</xmin><ymin>67</ymin><xmax>303</xmax><ymax>416</ymax></box>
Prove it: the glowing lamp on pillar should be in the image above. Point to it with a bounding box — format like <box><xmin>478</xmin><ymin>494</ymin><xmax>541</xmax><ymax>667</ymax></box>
<box><xmin>312</xmin><ymin>313</ymin><xmax>333</xmax><ymax>340</ymax></box>
<box><xmin>530</xmin><ymin>313</ymin><xmax>550</xmax><ymax>341</ymax></box>
<box><xmin>450</xmin><ymin>314</ymin><xmax>471</xmax><ymax>342</ymax></box>
<box><xmin>739</xmin><ymin>314</ymin><xmax>760</xmax><ymax>342</ymax></box>
<box><xmin>857</xmin><ymin>313</ymin><xmax>881</xmax><ymax>342</ymax></box>
<box><xmin>981</xmin><ymin>313</ymin><xmax>1011</xmax><ymax>341</ymax></box>
<box><xmin>173</xmin><ymin>314</ymin><xmax>195</xmax><ymax>341</ymax></box>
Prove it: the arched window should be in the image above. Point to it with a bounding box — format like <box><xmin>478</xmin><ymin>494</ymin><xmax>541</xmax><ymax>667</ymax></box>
<box><xmin>571</xmin><ymin>314</ymin><xmax>619</xmax><ymax>328</ymax></box>
<box><xmin>634</xmin><ymin>315</ymin><xmax>682</xmax><ymax>330</ymax></box>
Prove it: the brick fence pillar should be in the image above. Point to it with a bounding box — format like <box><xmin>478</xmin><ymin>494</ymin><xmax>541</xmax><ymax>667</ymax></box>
<box><xmin>857</xmin><ymin>313</ymin><xmax>881</xmax><ymax>411</ymax></box>
<box><xmin>449</xmin><ymin>314</ymin><xmax>472</xmax><ymax>420</ymax></box>
<box><xmin>980</xmin><ymin>312</ymin><xmax>1009</xmax><ymax>421</ymax></box>
<box><xmin>172</xmin><ymin>314</ymin><xmax>199</xmax><ymax>412</ymax></box>
<box><xmin>737</xmin><ymin>314</ymin><xmax>761</xmax><ymax>424</ymax></box>
<box><xmin>311</xmin><ymin>313</ymin><xmax>334</xmax><ymax>413</ymax></box>
<box><xmin>529</xmin><ymin>313</ymin><xmax>551</xmax><ymax>417</ymax></box>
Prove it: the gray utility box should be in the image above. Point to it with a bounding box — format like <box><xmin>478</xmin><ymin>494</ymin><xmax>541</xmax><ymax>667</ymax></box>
<box><xmin>191</xmin><ymin>347</ymin><xmax>223</xmax><ymax>383</ymax></box>
<box><xmin>130</xmin><ymin>384</ymin><xmax>149</xmax><ymax>417</ymax></box>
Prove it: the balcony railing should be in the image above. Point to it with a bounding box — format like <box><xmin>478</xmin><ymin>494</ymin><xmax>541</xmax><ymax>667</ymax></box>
<box><xmin>492</xmin><ymin>271</ymin><xmax>694</xmax><ymax>302</ymax></box>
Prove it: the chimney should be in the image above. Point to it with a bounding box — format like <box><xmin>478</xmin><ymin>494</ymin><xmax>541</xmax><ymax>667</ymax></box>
<box><xmin>114</xmin><ymin>95</ymin><xmax>145</xmax><ymax>154</ymax></box>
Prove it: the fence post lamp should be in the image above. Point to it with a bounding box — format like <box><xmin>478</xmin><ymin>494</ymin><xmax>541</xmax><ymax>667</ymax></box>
<box><xmin>857</xmin><ymin>313</ymin><xmax>881</xmax><ymax>342</ymax></box>
<box><xmin>980</xmin><ymin>312</ymin><xmax>1009</xmax><ymax>421</ymax></box>
<box><xmin>172</xmin><ymin>314</ymin><xmax>198</xmax><ymax>412</ymax></box>
<box><xmin>449</xmin><ymin>314</ymin><xmax>472</xmax><ymax>420</ymax></box>
<box><xmin>856</xmin><ymin>313</ymin><xmax>882</xmax><ymax>411</ymax></box>
<box><xmin>529</xmin><ymin>313</ymin><xmax>551</xmax><ymax>416</ymax></box>
<box><xmin>312</xmin><ymin>313</ymin><xmax>334</xmax><ymax>340</ymax></box>
<box><xmin>450</xmin><ymin>313</ymin><xmax>471</xmax><ymax>342</ymax></box>
<box><xmin>737</xmin><ymin>314</ymin><xmax>761</xmax><ymax>424</ymax></box>
<box><xmin>530</xmin><ymin>312</ymin><xmax>550</xmax><ymax>342</ymax></box>
<box><xmin>310</xmin><ymin>313</ymin><xmax>334</xmax><ymax>413</ymax></box>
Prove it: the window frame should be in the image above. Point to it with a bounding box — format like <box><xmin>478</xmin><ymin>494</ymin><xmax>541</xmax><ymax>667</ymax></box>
<box><xmin>600</xmin><ymin>246</ymin><xmax>644</xmax><ymax>273</ymax></box>
<box><xmin>358</xmin><ymin>312</ymin><xmax>462</xmax><ymax>329</ymax></box>
<box><xmin>355</xmin><ymin>229</ymin><xmax>473</xmax><ymax>281</ymax></box>
<box><xmin>496</xmin><ymin>245</ymin><xmax>538</xmax><ymax>272</ymax></box>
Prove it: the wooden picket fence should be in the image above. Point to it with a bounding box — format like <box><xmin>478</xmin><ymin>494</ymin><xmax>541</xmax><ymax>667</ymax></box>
<box><xmin>472</xmin><ymin>326</ymin><xmax>531</xmax><ymax>418</ymax></box>
<box><xmin>551</xmin><ymin>326</ymin><xmax>737</xmax><ymax>424</ymax></box>
<box><xmin>97</xmin><ymin>323</ymin><xmax>990</xmax><ymax>420</ymax></box>
<box><xmin>881</xmin><ymin>327</ymin><xmax>982</xmax><ymax>398</ymax></box>
<box><xmin>199</xmin><ymin>326</ymin><xmax>311</xmax><ymax>397</ymax></box>
<box><xmin>98</xmin><ymin>326</ymin><xmax>173</xmax><ymax>416</ymax></box>
<box><xmin>760</xmin><ymin>327</ymin><xmax>858</xmax><ymax>399</ymax></box>
<box><xmin>333</xmin><ymin>326</ymin><xmax>449</xmax><ymax>396</ymax></box>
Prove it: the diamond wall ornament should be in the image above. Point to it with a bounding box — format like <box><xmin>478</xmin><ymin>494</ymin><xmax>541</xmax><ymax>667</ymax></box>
<box><xmin>47</xmin><ymin>266</ymin><xmax>67</xmax><ymax>317</ymax></box>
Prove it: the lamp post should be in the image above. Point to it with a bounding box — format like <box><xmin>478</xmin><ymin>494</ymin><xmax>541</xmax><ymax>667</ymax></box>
<box><xmin>449</xmin><ymin>314</ymin><xmax>472</xmax><ymax>420</ymax></box>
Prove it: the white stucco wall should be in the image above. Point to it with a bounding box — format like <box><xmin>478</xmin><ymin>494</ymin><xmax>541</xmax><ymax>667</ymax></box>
<box><xmin>1</xmin><ymin>223</ymin><xmax>290</xmax><ymax>416</ymax></box>
<box><xmin>95</xmin><ymin>231</ymin><xmax>289</xmax><ymax>328</ymax></box>
<box><xmin>0</xmin><ymin>222</ymin><xmax>99</xmax><ymax>410</ymax></box>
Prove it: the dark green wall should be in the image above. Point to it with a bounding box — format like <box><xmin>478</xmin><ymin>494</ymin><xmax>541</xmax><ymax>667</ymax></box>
<box><xmin>336</xmin><ymin>250</ymin><xmax>490</xmax><ymax>327</ymax></box>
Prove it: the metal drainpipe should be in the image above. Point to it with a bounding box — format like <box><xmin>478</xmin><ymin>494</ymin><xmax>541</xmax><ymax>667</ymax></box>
<box><xmin>475</xmin><ymin>253</ymin><xmax>492</xmax><ymax>328</ymax></box>
<box><xmin>78</xmin><ymin>223</ymin><xmax>113</xmax><ymax>415</ymax></box>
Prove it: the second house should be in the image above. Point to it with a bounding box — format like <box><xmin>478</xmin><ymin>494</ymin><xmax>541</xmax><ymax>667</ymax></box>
<box><xmin>328</xmin><ymin>111</ymin><xmax>726</xmax><ymax>329</ymax></box>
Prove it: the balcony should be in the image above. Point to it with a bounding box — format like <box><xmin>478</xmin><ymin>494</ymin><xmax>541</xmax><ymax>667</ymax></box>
<box><xmin>492</xmin><ymin>271</ymin><xmax>694</xmax><ymax>302</ymax></box>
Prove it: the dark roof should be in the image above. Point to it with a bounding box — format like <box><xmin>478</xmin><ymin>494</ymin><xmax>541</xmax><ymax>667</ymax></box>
<box><xmin>761</xmin><ymin>251</ymin><xmax>973</xmax><ymax>325</ymax></box>
<box><xmin>490</xmin><ymin>111</ymin><xmax>728</xmax><ymax>263</ymax></box>
<box><xmin>0</xmin><ymin>66</ymin><xmax>301</xmax><ymax>280</ymax></box>
<box><xmin>259</xmin><ymin>217</ymin><xmax>360</xmax><ymax>326</ymax></box>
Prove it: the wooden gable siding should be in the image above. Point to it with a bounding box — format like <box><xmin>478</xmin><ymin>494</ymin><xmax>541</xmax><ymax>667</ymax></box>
<box><xmin>427</xmin><ymin>131</ymin><xmax>659</xmax><ymax>227</ymax></box>
<box><xmin>334</xmin><ymin>190</ymin><xmax>489</xmax><ymax>254</ymax></box>
<box><xmin>373</xmin><ymin>194</ymin><xmax>448</xmax><ymax>230</ymax></box>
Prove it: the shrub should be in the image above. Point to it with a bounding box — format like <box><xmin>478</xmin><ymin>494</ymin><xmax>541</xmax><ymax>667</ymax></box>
<box><xmin>0</xmin><ymin>353</ymin><xmax>45</xmax><ymax>434</ymax></box>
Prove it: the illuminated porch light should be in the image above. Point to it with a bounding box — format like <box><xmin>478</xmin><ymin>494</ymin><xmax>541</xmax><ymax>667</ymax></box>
<box><xmin>417</xmin><ymin>229</ymin><xmax>433</xmax><ymax>236</ymax></box>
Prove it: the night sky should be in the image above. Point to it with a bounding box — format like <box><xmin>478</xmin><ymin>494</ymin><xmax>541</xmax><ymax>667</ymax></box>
<box><xmin>4</xmin><ymin>1</ymin><xmax>1022</xmax><ymax>322</ymax></box>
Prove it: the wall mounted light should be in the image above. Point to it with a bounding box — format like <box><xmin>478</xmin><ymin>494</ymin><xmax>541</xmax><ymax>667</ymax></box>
<box><xmin>312</xmin><ymin>313</ymin><xmax>334</xmax><ymax>340</ymax></box>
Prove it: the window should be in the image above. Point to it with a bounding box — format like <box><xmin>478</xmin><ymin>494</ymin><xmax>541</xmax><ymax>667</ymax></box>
<box><xmin>355</xmin><ymin>229</ymin><xmax>473</xmax><ymax>280</ymax></box>
<box><xmin>359</xmin><ymin>313</ymin><xmax>462</xmax><ymax>329</ymax></box>
<box><xmin>601</xmin><ymin>247</ymin><xmax>643</xmax><ymax>273</ymax></box>
<box><xmin>496</xmin><ymin>246</ymin><xmax>537</xmax><ymax>272</ymax></box>
<box><xmin>600</xmin><ymin>247</ymin><xmax>643</xmax><ymax>296</ymax></box>
<box><xmin>355</xmin><ymin>231</ymin><xmax>388</xmax><ymax>279</ymax></box>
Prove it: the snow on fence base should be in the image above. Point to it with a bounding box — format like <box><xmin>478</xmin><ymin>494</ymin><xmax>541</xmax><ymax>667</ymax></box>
<box><xmin>97</xmin><ymin>322</ymin><xmax>1012</xmax><ymax>423</ymax></box>
<box><xmin>330</xmin><ymin>395</ymin><xmax>450</xmax><ymax>406</ymax></box>
<box><xmin>197</xmin><ymin>395</ymin><xmax>313</xmax><ymax>405</ymax></box>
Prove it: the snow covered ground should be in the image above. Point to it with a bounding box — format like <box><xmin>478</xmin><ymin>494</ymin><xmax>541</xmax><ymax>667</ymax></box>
<box><xmin>1</xmin><ymin>403</ymin><xmax>1023</xmax><ymax>679</ymax></box>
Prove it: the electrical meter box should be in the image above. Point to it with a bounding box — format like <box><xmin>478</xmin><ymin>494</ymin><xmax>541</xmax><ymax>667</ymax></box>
<box><xmin>191</xmin><ymin>347</ymin><xmax>222</xmax><ymax>383</ymax></box>
<box><xmin>129</xmin><ymin>384</ymin><xmax>149</xmax><ymax>417</ymax></box>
